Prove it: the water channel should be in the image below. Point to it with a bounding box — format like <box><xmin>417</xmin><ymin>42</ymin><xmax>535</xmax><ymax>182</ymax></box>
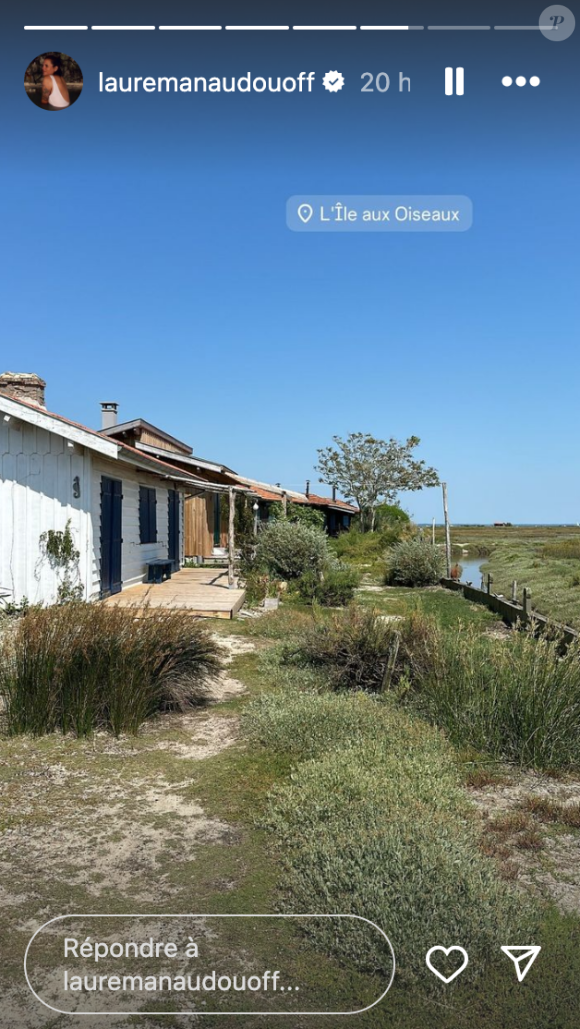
<box><xmin>457</xmin><ymin>556</ymin><xmax>486</xmax><ymax>588</ymax></box>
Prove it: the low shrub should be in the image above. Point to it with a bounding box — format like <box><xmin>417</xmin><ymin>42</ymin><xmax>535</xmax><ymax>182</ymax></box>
<box><xmin>0</xmin><ymin>603</ymin><xmax>223</xmax><ymax>737</ymax></box>
<box><xmin>245</xmin><ymin>689</ymin><xmax>451</xmax><ymax>765</ymax></box>
<box><xmin>286</xmin><ymin>606</ymin><xmax>441</xmax><ymax>693</ymax></box>
<box><xmin>297</xmin><ymin>562</ymin><xmax>361</xmax><ymax>607</ymax></box>
<box><xmin>385</xmin><ymin>537</ymin><xmax>445</xmax><ymax>587</ymax></box>
<box><xmin>255</xmin><ymin>645</ymin><xmax>333</xmax><ymax>695</ymax></box>
<box><xmin>240</xmin><ymin>570</ymin><xmax>282</xmax><ymax>607</ymax></box>
<box><xmin>248</xmin><ymin>692</ymin><xmax>529</xmax><ymax>980</ymax></box>
<box><xmin>285</xmin><ymin>606</ymin><xmax>397</xmax><ymax>691</ymax></box>
<box><xmin>254</xmin><ymin>520</ymin><xmax>328</xmax><ymax>580</ymax></box>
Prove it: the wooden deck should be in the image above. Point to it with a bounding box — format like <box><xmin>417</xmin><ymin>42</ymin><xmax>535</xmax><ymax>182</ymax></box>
<box><xmin>104</xmin><ymin>568</ymin><xmax>246</xmax><ymax>619</ymax></box>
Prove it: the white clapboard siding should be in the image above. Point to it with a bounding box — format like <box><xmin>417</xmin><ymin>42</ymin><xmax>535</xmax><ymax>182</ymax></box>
<box><xmin>1</xmin><ymin>411</ymin><xmax>186</xmax><ymax>606</ymax></box>
<box><xmin>0</xmin><ymin>419</ymin><xmax>93</xmax><ymax>605</ymax></box>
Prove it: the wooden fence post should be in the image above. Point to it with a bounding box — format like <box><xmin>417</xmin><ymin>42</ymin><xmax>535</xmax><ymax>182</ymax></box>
<box><xmin>380</xmin><ymin>635</ymin><xmax>400</xmax><ymax>693</ymax></box>
<box><xmin>511</xmin><ymin>580</ymin><xmax>518</xmax><ymax>604</ymax></box>
<box><xmin>487</xmin><ymin>574</ymin><xmax>493</xmax><ymax>594</ymax></box>
<box><xmin>522</xmin><ymin>588</ymin><xmax>531</xmax><ymax>619</ymax></box>
<box><xmin>442</xmin><ymin>483</ymin><xmax>451</xmax><ymax>577</ymax></box>
<box><xmin>228</xmin><ymin>487</ymin><xmax>236</xmax><ymax>589</ymax></box>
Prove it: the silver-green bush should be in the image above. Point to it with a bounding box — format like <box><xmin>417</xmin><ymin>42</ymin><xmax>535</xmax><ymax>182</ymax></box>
<box><xmin>385</xmin><ymin>537</ymin><xmax>445</xmax><ymax>587</ymax></box>
<box><xmin>254</xmin><ymin>520</ymin><xmax>328</xmax><ymax>580</ymax></box>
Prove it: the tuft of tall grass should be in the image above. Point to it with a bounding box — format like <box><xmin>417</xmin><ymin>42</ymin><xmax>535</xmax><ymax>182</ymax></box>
<box><xmin>409</xmin><ymin>626</ymin><xmax>580</xmax><ymax>770</ymax></box>
<box><xmin>0</xmin><ymin>603</ymin><xmax>223</xmax><ymax>737</ymax></box>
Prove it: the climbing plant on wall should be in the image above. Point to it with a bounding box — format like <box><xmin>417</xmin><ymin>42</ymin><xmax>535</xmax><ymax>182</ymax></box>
<box><xmin>39</xmin><ymin>520</ymin><xmax>83</xmax><ymax>603</ymax></box>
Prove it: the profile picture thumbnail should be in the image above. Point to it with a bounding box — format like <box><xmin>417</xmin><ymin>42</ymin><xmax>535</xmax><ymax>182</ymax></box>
<box><xmin>24</xmin><ymin>53</ymin><xmax>83</xmax><ymax>111</ymax></box>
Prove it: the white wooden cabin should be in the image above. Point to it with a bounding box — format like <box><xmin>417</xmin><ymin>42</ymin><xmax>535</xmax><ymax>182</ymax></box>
<box><xmin>0</xmin><ymin>375</ymin><xmax>205</xmax><ymax>607</ymax></box>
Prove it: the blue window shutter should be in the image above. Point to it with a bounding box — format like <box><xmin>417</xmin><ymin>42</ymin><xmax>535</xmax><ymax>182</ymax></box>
<box><xmin>139</xmin><ymin>486</ymin><xmax>148</xmax><ymax>544</ymax></box>
<box><xmin>151</xmin><ymin>490</ymin><xmax>157</xmax><ymax>542</ymax></box>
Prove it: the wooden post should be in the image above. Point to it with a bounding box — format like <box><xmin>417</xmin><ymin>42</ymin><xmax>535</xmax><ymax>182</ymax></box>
<box><xmin>511</xmin><ymin>580</ymin><xmax>518</xmax><ymax>604</ymax></box>
<box><xmin>487</xmin><ymin>574</ymin><xmax>493</xmax><ymax>594</ymax></box>
<box><xmin>431</xmin><ymin>517</ymin><xmax>436</xmax><ymax>547</ymax></box>
<box><xmin>228</xmin><ymin>487</ymin><xmax>235</xmax><ymax>589</ymax></box>
<box><xmin>380</xmin><ymin>635</ymin><xmax>400</xmax><ymax>693</ymax></box>
<box><xmin>522</xmin><ymin>588</ymin><xmax>531</xmax><ymax>619</ymax></box>
<box><xmin>442</xmin><ymin>483</ymin><xmax>451</xmax><ymax>577</ymax></box>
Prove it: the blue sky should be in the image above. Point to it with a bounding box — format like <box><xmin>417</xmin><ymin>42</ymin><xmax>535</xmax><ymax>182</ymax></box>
<box><xmin>3</xmin><ymin>2</ymin><xmax>579</xmax><ymax>523</ymax></box>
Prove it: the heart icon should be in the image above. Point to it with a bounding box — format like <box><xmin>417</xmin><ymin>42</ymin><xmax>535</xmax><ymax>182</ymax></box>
<box><xmin>298</xmin><ymin>203</ymin><xmax>314</xmax><ymax>224</ymax></box>
<box><xmin>425</xmin><ymin>946</ymin><xmax>469</xmax><ymax>984</ymax></box>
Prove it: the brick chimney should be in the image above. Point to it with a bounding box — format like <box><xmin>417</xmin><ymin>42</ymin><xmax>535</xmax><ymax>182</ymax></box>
<box><xmin>0</xmin><ymin>372</ymin><xmax>46</xmax><ymax>408</ymax></box>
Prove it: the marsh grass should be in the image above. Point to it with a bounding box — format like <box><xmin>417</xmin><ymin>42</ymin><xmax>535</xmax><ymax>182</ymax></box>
<box><xmin>243</xmin><ymin>606</ymin><xmax>314</xmax><ymax>641</ymax></box>
<box><xmin>542</xmin><ymin>540</ymin><xmax>580</xmax><ymax>560</ymax></box>
<box><xmin>409</xmin><ymin>626</ymin><xmax>580</xmax><ymax>770</ymax></box>
<box><xmin>0</xmin><ymin>603</ymin><xmax>223</xmax><ymax>737</ymax></box>
<box><xmin>278</xmin><ymin>604</ymin><xmax>580</xmax><ymax>771</ymax></box>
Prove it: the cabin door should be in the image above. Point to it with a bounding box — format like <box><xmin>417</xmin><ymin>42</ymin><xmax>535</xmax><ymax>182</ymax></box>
<box><xmin>100</xmin><ymin>477</ymin><xmax>123</xmax><ymax>597</ymax></box>
<box><xmin>168</xmin><ymin>490</ymin><xmax>180</xmax><ymax>571</ymax></box>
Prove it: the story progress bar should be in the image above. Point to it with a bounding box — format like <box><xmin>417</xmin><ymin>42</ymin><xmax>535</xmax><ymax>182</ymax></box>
<box><xmin>24</xmin><ymin>24</ymin><xmax>555</xmax><ymax>32</ymax></box>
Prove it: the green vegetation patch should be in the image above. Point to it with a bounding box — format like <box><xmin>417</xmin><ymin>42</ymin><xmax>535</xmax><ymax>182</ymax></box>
<box><xmin>246</xmin><ymin>691</ymin><xmax>530</xmax><ymax>981</ymax></box>
<box><xmin>436</xmin><ymin>525</ymin><xmax>580</xmax><ymax>628</ymax></box>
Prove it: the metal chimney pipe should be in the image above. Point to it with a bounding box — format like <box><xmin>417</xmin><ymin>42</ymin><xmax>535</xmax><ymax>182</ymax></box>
<box><xmin>100</xmin><ymin>402</ymin><xmax>119</xmax><ymax>430</ymax></box>
<box><xmin>305</xmin><ymin>479</ymin><xmax>310</xmax><ymax>497</ymax></box>
<box><xmin>332</xmin><ymin>486</ymin><xmax>336</xmax><ymax>501</ymax></box>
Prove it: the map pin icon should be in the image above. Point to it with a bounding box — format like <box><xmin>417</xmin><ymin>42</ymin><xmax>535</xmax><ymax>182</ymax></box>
<box><xmin>298</xmin><ymin>203</ymin><xmax>314</xmax><ymax>224</ymax></box>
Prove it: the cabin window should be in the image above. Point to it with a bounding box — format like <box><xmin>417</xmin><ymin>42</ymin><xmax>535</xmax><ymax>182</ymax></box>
<box><xmin>139</xmin><ymin>486</ymin><xmax>157</xmax><ymax>544</ymax></box>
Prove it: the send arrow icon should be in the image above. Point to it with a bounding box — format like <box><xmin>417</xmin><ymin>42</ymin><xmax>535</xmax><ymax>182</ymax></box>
<box><xmin>501</xmin><ymin>946</ymin><xmax>541</xmax><ymax>982</ymax></box>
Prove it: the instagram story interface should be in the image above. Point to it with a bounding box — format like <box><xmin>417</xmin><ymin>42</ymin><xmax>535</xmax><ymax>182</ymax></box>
<box><xmin>1</xmin><ymin>3</ymin><xmax>579</xmax><ymax>1027</ymax></box>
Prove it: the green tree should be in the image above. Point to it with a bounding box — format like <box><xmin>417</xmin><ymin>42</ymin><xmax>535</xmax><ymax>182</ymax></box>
<box><xmin>316</xmin><ymin>433</ymin><xmax>439</xmax><ymax>532</ymax></box>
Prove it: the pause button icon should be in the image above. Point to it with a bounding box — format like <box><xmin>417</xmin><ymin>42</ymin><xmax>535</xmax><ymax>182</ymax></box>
<box><xmin>445</xmin><ymin>67</ymin><xmax>464</xmax><ymax>95</ymax></box>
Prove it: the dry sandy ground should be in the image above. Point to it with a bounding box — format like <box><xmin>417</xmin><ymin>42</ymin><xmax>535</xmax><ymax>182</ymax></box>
<box><xmin>0</xmin><ymin>630</ymin><xmax>255</xmax><ymax>1029</ymax></box>
<box><xmin>470</xmin><ymin>770</ymin><xmax>580</xmax><ymax>915</ymax></box>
